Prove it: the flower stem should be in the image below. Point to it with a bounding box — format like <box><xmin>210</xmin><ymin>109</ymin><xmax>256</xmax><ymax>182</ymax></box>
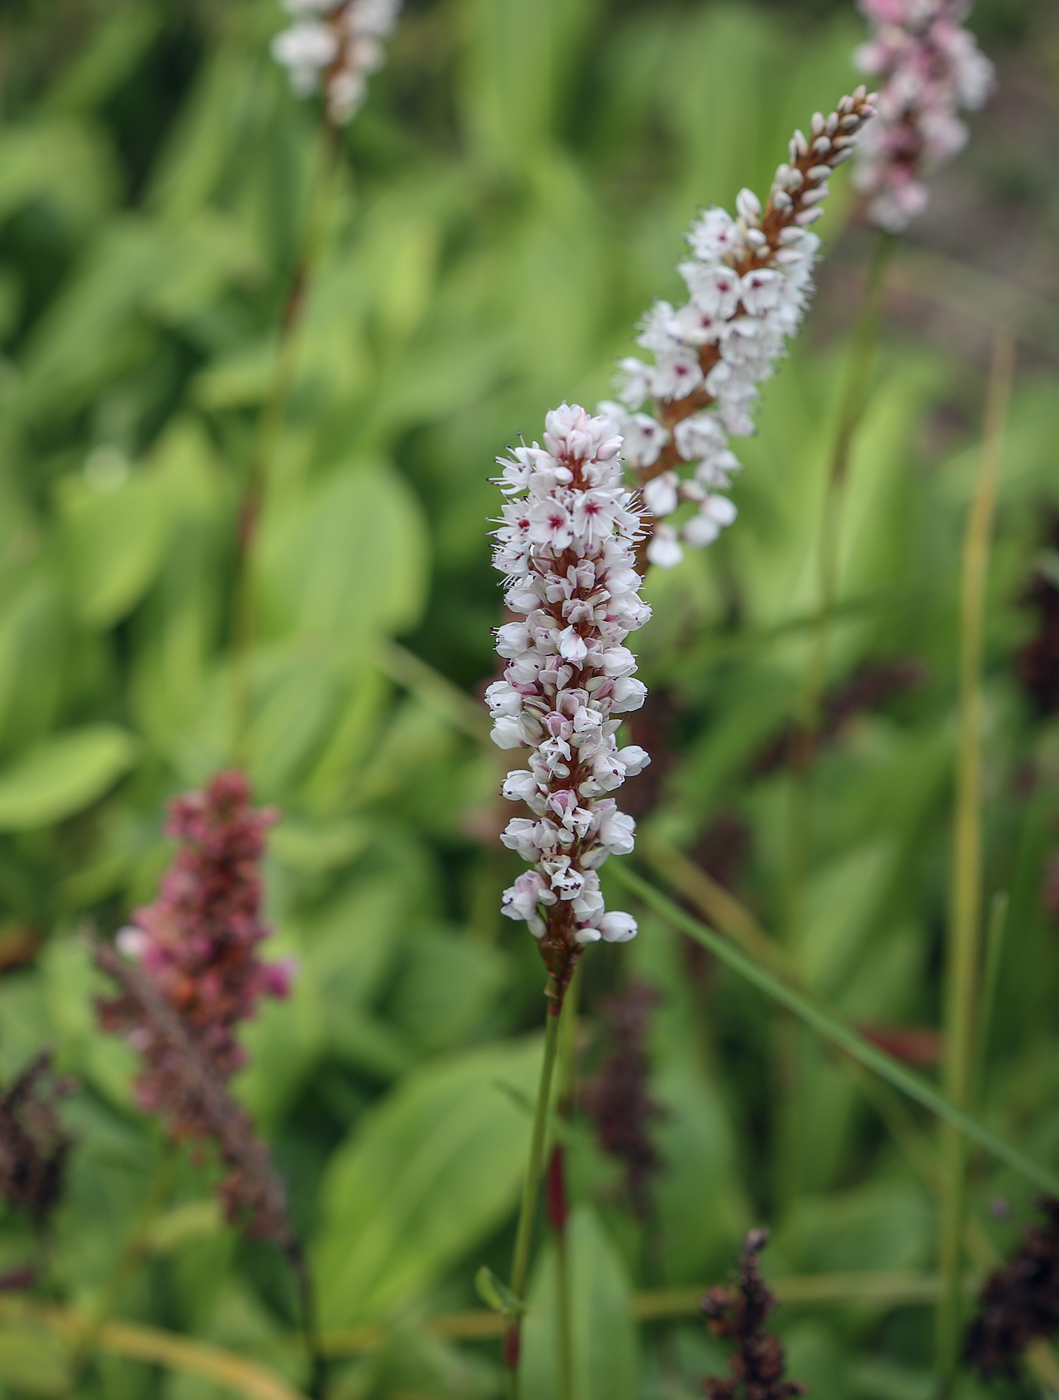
<box><xmin>935</xmin><ymin>328</ymin><xmax>1015</xmax><ymax>1395</ymax></box>
<box><xmin>551</xmin><ymin>972</ymin><xmax>580</xmax><ymax>1400</ymax></box>
<box><xmin>505</xmin><ymin>986</ymin><xmax>563</xmax><ymax>1398</ymax></box>
<box><xmin>230</xmin><ymin>118</ymin><xmax>342</xmax><ymax>760</ymax></box>
<box><xmin>549</xmin><ymin>1147</ymin><xmax>574</xmax><ymax>1400</ymax></box>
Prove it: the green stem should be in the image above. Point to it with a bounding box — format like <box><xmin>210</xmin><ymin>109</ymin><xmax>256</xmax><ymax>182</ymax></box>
<box><xmin>554</xmin><ymin>1199</ymin><xmax>573</xmax><ymax>1400</ymax></box>
<box><xmin>505</xmin><ymin>990</ymin><xmax>563</xmax><ymax>1399</ymax></box>
<box><xmin>935</xmin><ymin>329</ymin><xmax>1015</xmax><ymax>1395</ymax></box>
<box><xmin>607</xmin><ymin>862</ymin><xmax>1059</xmax><ymax>1196</ymax></box>
<box><xmin>552</xmin><ymin>975</ymin><xmax>579</xmax><ymax>1400</ymax></box>
<box><xmin>230</xmin><ymin>119</ymin><xmax>342</xmax><ymax>761</ymax></box>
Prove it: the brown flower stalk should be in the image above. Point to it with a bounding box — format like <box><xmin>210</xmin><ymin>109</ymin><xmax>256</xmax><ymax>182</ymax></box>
<box><xmin>92</xmin><ymin>936</ymin><xmax>293</xmax><ymax>1249</ymax></box>
<box><xmin>581</xmin><ymin>979</ymin><xmax>664</xmax><ymax>1218</ymax></box>
<box><xmin>0</xmin><ymin>1052</ymin><xmax>73</xmax><ymax>1230</ymax></box>
<box><xmin>702</xmin><ymin>1228</ymin><xmax>806</xmax><ymax>1400</ymax></box>
<box><xmin>966</xmin><ymin>1196</ymin><xmax>1059</xmax><ymax>1378</ymax></box>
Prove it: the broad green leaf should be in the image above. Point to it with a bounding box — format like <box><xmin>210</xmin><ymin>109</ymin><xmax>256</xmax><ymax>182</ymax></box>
<box><xmin>18</xmin><ymin>216</ymin><xmax>260</xmax><ymax>417</ymax></box>
<box><xmin>257</xmin><ymin>463</ymin><xmax>430</xmax><ymax>648</ymax></box>
<box><xmin>0</xmin><ymin>577</ymin><xmax>68</xmax><ymax>760</ymax></box>
<box><xmin>797</xmin><ymin>842</ymin><xmax>895</xmax><ymax>998</ymax></box>
<box><xmin>58</xmin><ymin>461</ymin><xmax>174</xmax><ymax>627</ymax></box>
<box><xmin>521</xmin><ymin>1206</ymin><xmax>639</xmax><ymax>1400</ymax></box>
<box><xmin>0</xmin><ymin>120</ymin><xmax>117</xmax><ymax>227</ymax></box>
<box><xmin>391</xmin><ymin>931</ymin><xmax>508</xmax><ymax>1052</ymax></box>
<box><xmin>41</xmin><ymin>936</ymin><xmax>138</xmax><ymax>1105</ymax></box>
<box><xmin>44</xmin><ymin>5</ymin><xmax>163</xmax><ymax>114</ymax></box>
<box><xmin>313</xmin><ymin>1035</ymin><xmax>543</xmax><ymax>1324</ymax></box>
<box><xmin>652</xmin><ymin>1060</ymin><xmax>750</xmax><ymax>1283</ymax></box>
<box><xmin>0</xmin><ymin>725</ymin><xmax>137</xmax><ymax>830</ymax></box>
<box><xmin>57</xmin><ymin>417</ymin><xmax>223</xmax><ymax>627</ymax></box>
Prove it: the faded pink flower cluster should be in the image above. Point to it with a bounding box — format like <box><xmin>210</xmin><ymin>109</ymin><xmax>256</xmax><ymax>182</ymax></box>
<box><xmin>854</xmin><ymin>0</ymin><xmax>994</xmax><ymax>232</ymax></box>
<box><xmin>107</xmin><ymin>770</ymin><xmax>291</xmax><ymax>1107</ymax></box>
<box><xmin>271</xmin><ymin>0</ymin><xmax>401</xmax><ymax>125</ymax></box>
<box><xmin>488</xmin><ymin>406</ymin><xmax>651</xmax><ymax>986</ymax></box>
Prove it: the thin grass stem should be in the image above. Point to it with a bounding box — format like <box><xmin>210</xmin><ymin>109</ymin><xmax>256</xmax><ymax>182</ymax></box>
<box><xmin>935</xmin><ymin>328</ymin><xmax>1016</xmax><ymax>1394</ymax></box>
<box><xmin>505</xmin><ymin>990</ymin><xmax>563</xmax><ymax>1398</ymax></box>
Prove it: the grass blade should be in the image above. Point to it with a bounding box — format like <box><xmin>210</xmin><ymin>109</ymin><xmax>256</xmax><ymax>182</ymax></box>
<box><xmin>606</xmin><ymin>861</ymin><xmax>1059</xmax><ymax>1196</ymax></box>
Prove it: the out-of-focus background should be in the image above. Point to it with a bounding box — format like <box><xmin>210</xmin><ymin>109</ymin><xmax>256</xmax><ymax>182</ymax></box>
<box><xmin>1</xmin><ymin>0</ymin><xmax>1058</xmax><ymax>1395</ymax></box>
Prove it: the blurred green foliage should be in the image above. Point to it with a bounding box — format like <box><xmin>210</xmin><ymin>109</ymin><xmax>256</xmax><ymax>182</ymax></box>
<box><xmin>0</xmin><ymin>0</ymin><xmax>1057</xmax><ymax>1397</ymax></box>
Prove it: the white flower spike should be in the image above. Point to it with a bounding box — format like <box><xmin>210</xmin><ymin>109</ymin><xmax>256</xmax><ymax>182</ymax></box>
<box><xmin>490</xmin><ymin>406</ymin><xmax>651</xmax><ymax>994</ymax></box>
<box><xmin>271</xmin><ymin>0</ymin><xmax>402</xmax><ymax>126</ymax></box>
<box><xmin>601</xmin><ymin>87</ymin><xmax>877</xmax><ymax>569</ymax></box>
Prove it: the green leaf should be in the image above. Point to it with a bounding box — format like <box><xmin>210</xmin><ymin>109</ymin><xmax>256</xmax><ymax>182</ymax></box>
<box><xmin>313</xmin><ymin>1035</ymin><xmax>544</xmax><ymax>1325</ymax></box>
<box><xmin>257</xmin><ymin>463</ymin><xmax>430</xmax><ymax>650</ymax></box>
<box><xmin>0</xmin><ymin>725</ymin><xmax>137</xmax><ymax>830</ymax></box>
<box><xmin>0</xmin><ymin>1323</ymin><xmax>70</xmax><ymax>1395</ymax></box>
<box><xmin>521</xmin><ymin>1206</ymin><xmax>639</xmax><ymax>1400</ymax></box>
<box><xmin>57</xmin><ymin>419</ymin><xmax>223</xmax><ymax>628</ymax></box>
<box><xmin>475</xmin><ymin>1264</ymin><xmax>526</xmax><ymax>1316</ymax></box>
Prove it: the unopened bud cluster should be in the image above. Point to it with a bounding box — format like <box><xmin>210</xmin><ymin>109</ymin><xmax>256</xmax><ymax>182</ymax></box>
<box><xmin>488</xmin><ymin>406</ymin><xmax>651</xmax><ymax>981</ymax></box>
<box><xmin>854</xmin><ymin>0</ymin><xmax>993</xmax><ymax>232</ymax></box>
<box><xmin>603</xmin><ymin>88</ymin><xmax>876</xmax><ymax>570</ymax></box>
<box><xmin>271</xmin><ymin>0</ymin><xmax>401</xmax><ymax>125</ymax></box>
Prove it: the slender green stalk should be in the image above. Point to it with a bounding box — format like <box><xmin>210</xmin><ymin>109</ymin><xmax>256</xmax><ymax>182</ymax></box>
<box><xmin>935</xmin><ymin>329</ymin><xmax>1016</xmax><ymax>1394</ymax></box>
<box><xmin>552</xmin><ymin>973</ymin><xmax>580</xmax><ymax>1400</ymax></box>
<box><xmin>505</xmin><ymin>991</ymin><xmax>563</xmax><ymax>1398</ymax></box>
<box><xmin>553</xmin><ymin>1182</ymin><xmax>573</xmax><ymax>1400</ymax></box>
<box><xmin>230</xmin><ymin>120</ymin><xmax>342</xmax><ymax>759</ymax></box>
<box><xmin>607</xmin><ymin>862</ymin><xmax>1059</xmax><ymax>1196</ymax></box>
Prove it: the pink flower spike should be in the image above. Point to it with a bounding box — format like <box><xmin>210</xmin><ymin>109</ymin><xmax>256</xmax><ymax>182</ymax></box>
<box><xmin>99</xmin><ymin>770</ymin><xmax>289</xmax><ymax>1105</ymax></box>
<box><xmin>853</xmin><ymin>0</ymin><xmax>994</xmax><ymax>232</ymax></box>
